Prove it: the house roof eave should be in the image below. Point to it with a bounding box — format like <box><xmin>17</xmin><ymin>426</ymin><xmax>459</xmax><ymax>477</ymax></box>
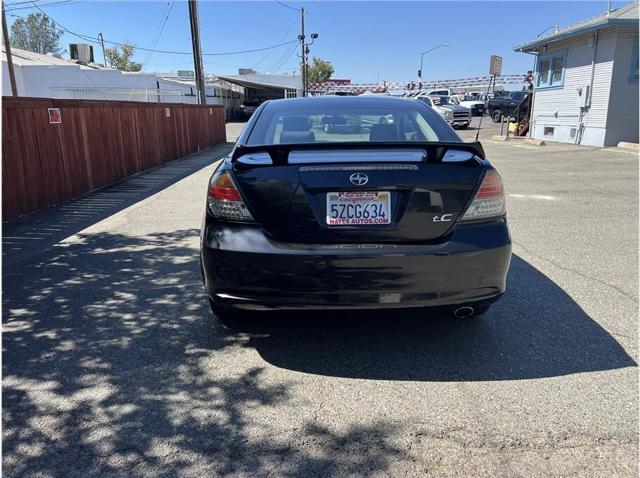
<box><xmin>514</xmin><ymin>17</ymin><xmax>638</xmax><ymax>53</ymax></box>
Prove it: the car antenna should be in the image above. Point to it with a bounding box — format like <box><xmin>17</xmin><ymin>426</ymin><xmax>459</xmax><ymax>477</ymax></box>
<box><xmin>475</xmin><ymin>74</ymin><xmax>495</xmax><ymax>142</ymax></box>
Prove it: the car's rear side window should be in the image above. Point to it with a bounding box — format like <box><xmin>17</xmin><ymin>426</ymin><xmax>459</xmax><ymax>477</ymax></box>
<box><xmin>246</xmin><ymin>99</ymin><xmax>457</xmax><ymax>145</ymax></box>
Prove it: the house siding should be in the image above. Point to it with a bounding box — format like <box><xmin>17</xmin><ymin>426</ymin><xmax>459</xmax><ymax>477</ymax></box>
<box><xmin>604</xmin><ymin>27</ymin><xmax>639</xmax><ymax>146</ymax></box>
<box><xmin>530</xmin><ymin>27</ymin><xmax>617</xmax><ymax>146</ymax></box>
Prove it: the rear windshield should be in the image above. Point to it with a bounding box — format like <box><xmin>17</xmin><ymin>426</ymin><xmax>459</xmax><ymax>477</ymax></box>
<box><xmin>246</xmin><ymin>99</ymin><xmax>457</xmax><ymax>145</ymax></box>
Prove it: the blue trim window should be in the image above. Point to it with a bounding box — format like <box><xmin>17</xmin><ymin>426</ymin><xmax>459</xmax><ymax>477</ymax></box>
<box><xmin>537</xmin><ymin>50</ymin><xmax>567</xmax><ymax>88</ymax></box>
<box><xmin>630</xmin><ymin>38</ymin><xmax>639</xmax><ymax>82</ymax></box>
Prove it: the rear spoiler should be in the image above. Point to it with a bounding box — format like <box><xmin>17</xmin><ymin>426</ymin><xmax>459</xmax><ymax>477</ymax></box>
<box><xmin>231</xmin><ymin>141</ymin><xmax>486</xmax><ymax>166</ymax></box>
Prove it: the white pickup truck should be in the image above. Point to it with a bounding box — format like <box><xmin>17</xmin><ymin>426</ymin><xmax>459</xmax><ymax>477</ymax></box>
<box><xmin>452</xmin><ymin>94</ymin><xmax>486</xmax><ymax>116</ymax></box>
<box><xmin>413</xmin><ymin>94</ymin><xmax>472</xmax><ymax>129</ymax></box>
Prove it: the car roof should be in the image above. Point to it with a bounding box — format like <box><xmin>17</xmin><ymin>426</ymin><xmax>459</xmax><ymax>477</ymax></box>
<box><xmin>263</xmin><ymin>95</ymin><xmax>429</xmax><ymax>111</ymax></box>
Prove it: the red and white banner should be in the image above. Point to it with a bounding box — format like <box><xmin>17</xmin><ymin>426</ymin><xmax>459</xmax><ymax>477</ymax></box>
<box><xmin>308</xmin><ymin>75</ymin><xmax>527</xmax><ymax>93</ymax></box>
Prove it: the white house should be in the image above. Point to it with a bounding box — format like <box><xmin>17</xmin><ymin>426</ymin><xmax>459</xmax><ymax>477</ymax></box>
<box><xmin>514</xmin><ymin>1</ymin><xmax>639</xmax><ymax>146</ymax></box>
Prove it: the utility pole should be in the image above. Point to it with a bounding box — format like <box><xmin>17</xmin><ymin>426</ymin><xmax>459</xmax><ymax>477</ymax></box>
<box><xmin>188</xmin><ymin>0</ymin><xmax>206</xmax><ymax>104</ymax></box>
<box><xmin>297</xmin><ymin>9</ymin><xmax>318</xmax><ymax>98</ymax></box>
<box><xmin>299</xmin><ymin>7</ymin><xmax>306</xmax><ymax>97</ymax></box>
<box><xmin>97</xmin><ymin>33</ymin><xmax>107</xmax><ymax>67</ymax></box>
<box><xmin>2</xmin><ymin>4</ymin><xmax>18</xmax><ymax>96</ymax></box>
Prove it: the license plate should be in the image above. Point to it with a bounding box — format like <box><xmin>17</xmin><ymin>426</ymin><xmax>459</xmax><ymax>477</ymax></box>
<box><xmin>326</xmin><ymin>191</ymin><xmax>391</xmax><ymax>226</ymax></box>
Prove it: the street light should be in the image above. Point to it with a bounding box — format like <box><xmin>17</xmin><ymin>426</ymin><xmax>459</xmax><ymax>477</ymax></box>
<box><xmin>418</xmin><ymin>43</ymin><xmax>449</xmax><ymax>83</ymax></box>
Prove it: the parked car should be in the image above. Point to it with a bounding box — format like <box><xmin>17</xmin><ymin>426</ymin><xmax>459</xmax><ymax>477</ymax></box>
<box><xmin>414</xmin><ymin>94</ymin><xmax>472</xmax><ymax>129</ymax></box>
<box><xmin>239</xmin><ymin>100</ymin><xmax>260</xmax><ymax>119</ymax></box>
<box><xmin>474</xmin><ymin>93</ymin><xmax>491</xmax><ymax>106</ymax></box>
<box><xmin>486</xmin><ymin>91</ymin><xmax>530</xmax><ymax>123</ymax></box>
<box><xmin>200</xmin><ymin>96</ymin><xmax>511</xmax><ymax>327</ymax></box>
<box><xmin>451</xmin><ymin>95</ymin><xmax>485</xmax><ymax>116</ymax></box>
<box><xmin>424</xmin><ymin>88</ymin><xmax>452</xmax><ymax>96</ymax></box>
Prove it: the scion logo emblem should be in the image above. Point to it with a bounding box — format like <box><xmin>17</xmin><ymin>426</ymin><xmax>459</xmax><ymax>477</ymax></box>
<box><xmin>349</xmin><ymin>172</ymin><xmax>369</xmax><ymax>186</ymax></box>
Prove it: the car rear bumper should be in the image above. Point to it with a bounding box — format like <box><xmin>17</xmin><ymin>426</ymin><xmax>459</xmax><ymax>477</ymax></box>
<box><xmin>201</xmin><ymin>219</ymin><xmax>511</xmax><ymax>311</ymax></box>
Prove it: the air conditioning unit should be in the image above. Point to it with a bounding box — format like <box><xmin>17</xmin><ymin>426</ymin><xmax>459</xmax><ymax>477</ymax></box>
<box><xmin>69</xmin><ymin>44</ymin><xmax>95</xmax><ymax>63</ymax></box>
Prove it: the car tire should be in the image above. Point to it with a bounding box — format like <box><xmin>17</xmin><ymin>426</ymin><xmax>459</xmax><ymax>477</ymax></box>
<box><xmin>491</xmin><ymin>110</ymin><xmax>503</xmax><ymax>123</ymax></box>
<box><xmin>460</xmin><ymin>123</ymin><xmax>469</xmax><ymax>129</ymax></box>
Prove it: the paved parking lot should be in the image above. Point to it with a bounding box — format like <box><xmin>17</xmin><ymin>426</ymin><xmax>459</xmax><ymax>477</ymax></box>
<box><xmin>3</xmin><ymin>118</ymin><xmax>637</xmax><ymax>476</ymax></box>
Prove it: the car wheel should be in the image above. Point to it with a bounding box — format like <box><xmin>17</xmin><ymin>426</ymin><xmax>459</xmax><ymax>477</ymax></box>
<box><xmin>491</xmin><ymin>110</ymin><xmax>503</xmax><ymax>123</ymax></box>
<box><xmin>460</xmin><ymin>123</ymin><xmax>469</xmax><ymax>129</ymax></box>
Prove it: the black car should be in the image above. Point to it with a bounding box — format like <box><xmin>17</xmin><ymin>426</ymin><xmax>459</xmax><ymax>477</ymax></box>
<box><xmin>487</xmin><ymin>91</ymin><xmax>530</xmax><ymax>123</ymax></box>
<box><xmin>239</xmin><ymin>101</ymin><xmax>260</xmax><ymax>119</ymax></box>
<box><xmin>201</xmin><ymin>96</ymin><xmax>511</xmax><ymax>325</ymax></box>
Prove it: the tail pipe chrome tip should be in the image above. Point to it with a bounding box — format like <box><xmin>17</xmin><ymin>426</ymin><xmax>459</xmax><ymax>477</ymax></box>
<box><xmin>454</xmin><ymin>306</ymin><xmax>475</xmax><ymax>319</ymax></box>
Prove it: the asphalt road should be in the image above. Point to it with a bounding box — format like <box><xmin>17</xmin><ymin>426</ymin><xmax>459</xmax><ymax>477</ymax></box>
<box><xmin>3</xmin><ymin>118</ymin><xmax>638</xmax><ymax>477</ymax></box>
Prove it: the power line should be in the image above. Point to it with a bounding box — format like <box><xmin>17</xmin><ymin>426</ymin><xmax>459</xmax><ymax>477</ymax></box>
<box><xmin>265</xmin><ymin>40</ymin><xmax>296</xmax><ymax>72</ymax></box>
<box><xmin>267</xmin><ymin>41</ymin><xmax>298</xmax><ymax>74</ymax></box>
<box><xmin>250</xmin><ymin>15</ymin><xmax>298</xmax><ymax>69</ymax></box>
<box><xmin>274</xmin><ymin>1</ymin><xmax>300</xmax><ymax>12</ymax></box>
<box><xmin>5</xmin><ymin>0</ymin><xmax>80</xmax><ymax>12</ymax></box>
<box><xmin>202</xmin><ymin>40</ymin><xmax>297</xmax><ymax>57</ymax></box>
<box><xmin>127</xmin><ymin>0</ymin><xmax>174</xmax><ymax>100</ymax></box>
<box><xmin>139</xmin><ymin>0</ymin><xmax>174</xmax><ymax>69</ymax></box>
<box><xmin>5</xmin><ymin>0</ymin><xmax>57</xmax><ymax>6</ymax></box>
<box><xmin>25</xmin><ymin>2</ymin><xmax>299</xmax><ymax>56</ymax></box>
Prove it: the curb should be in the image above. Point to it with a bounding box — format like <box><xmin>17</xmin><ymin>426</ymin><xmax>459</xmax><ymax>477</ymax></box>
<box><xmin>524</xmin><ymin>139</ymin><xmax>546</xmax><ymax>146</ymax></box>
<box><xmin>491</xmin><ymin>135</ymin><xmax>509</xmax><ymax>141</ymax></box>
<box><xmin>617</xmin><ymin>142</ymin><xmax>639</xmax><ymax>151</ymax></box>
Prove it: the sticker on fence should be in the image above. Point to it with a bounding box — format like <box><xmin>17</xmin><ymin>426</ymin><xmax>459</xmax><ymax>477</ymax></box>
<box><xmin>48</xmin><ymin>108</ymin><xmax>61</xmax><ymax>124</ymax></box>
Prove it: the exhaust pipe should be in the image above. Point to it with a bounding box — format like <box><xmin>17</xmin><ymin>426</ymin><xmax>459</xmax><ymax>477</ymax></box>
<box><xmin>454</xmin><ymin>306</ymin><xmax>475</xmax><ymax>319</ymax></box>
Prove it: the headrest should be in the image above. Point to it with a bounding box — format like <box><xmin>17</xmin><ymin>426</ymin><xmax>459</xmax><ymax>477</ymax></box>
<box><xmin>322</xmin><ymin>116</ymin><xmax>347</xmax><ymax>125</ymax></box>
<box><xmin>280</xmin><ymin>131</ymin><xmax>316</xmax><ymax>144</ymax></box>
<box><xmin>282</xmin><ymin>117</ymin><xmax>311</xmax><ymax>131</ymax></box>
<box><xmin>369</xmin><ymin>124</ymin><xmax>398</xmax><ymax>141</ymax></box>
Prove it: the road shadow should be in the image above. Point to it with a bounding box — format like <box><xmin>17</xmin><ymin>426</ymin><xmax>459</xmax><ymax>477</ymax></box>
<box><xmin>2</xmin><ymin>143</ymin><xmax>233</xmax><ymax>270</ymax></box>
<box><xmin>3</xmin><ymin>229</ymin><xmax>408</xmax><ymax>476</ymax></box>
<box><xmin>247</xmin><ymin>255</ymin><xmax>636</xmax><ymax>381</ymax></box>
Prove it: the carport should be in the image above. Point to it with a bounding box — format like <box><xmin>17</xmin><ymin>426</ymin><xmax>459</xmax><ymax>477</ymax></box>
<box><xmin>216</xmin><ymin>74</ymin><xmax>301</xmax><ymax>104</ymax></box>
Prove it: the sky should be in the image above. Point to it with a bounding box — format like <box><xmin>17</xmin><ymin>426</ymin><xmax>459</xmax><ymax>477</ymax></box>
<box><xmin>5</xmin><ymin>0</ymin><xmax>630</xmax><ymax>83</ymax></box>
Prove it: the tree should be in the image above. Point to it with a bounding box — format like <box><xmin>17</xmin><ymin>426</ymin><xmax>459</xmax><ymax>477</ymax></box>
<box><xmin>307</xmin><ymin>57</ymin><xmax>334</xmax><ymax>84</ymax></box>
<box><xmin>104</xmin><ymin>43</ymin><xmax>142</xmax><ymax>72</ymax></box>
<box><xmin>10</xmin><ymin>13</ymin><xmax>63</xmax><ymax>56</ymax></box>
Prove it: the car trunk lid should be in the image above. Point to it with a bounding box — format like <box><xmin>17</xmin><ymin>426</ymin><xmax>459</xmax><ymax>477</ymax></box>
<box><xmin>231</xmin><ymin>142</ymin><xmax>485</xmax><ymax>244</ymax></box>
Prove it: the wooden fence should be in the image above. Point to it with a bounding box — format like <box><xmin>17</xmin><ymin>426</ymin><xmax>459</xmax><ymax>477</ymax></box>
<box><xmin>2</xmin><ymin>97</ymin><xmax>226</xmax><ymax>221</ymax></box>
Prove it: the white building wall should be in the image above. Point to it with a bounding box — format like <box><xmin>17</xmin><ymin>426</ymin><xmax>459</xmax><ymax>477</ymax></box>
<box><xmin>530</xmin><ymin>27</ymin><xmax>617</xmax><ymax>146</ymax></box>
<box><xmin>2</xmin><ymin>60</ymin><xmax>243</xmax><ymax>118</ymax></box>
<box><xmin>2</xmin><ymin>60</ymin><xmax>27</xmax><ymax>96</ymax></box>
<box><xmin>2</xmin><ymin>63</ymin><xmax>183</xmax><ymax>101</ymax></box>
<box><xmin>604</xmin><ymin>27</ymin><xmax>639</xmax><ymax>145</ymax></box>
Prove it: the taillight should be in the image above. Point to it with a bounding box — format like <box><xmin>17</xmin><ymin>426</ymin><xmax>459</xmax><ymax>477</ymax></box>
<box><xmin>207</xmin><ymin>170</ymin><xmax>254</xmax><ymax>222</ymax></box>
<box><xmin>461</xmin><ymin>170</ymin><xmax>506</xmax><ymax>221</ymax></box>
